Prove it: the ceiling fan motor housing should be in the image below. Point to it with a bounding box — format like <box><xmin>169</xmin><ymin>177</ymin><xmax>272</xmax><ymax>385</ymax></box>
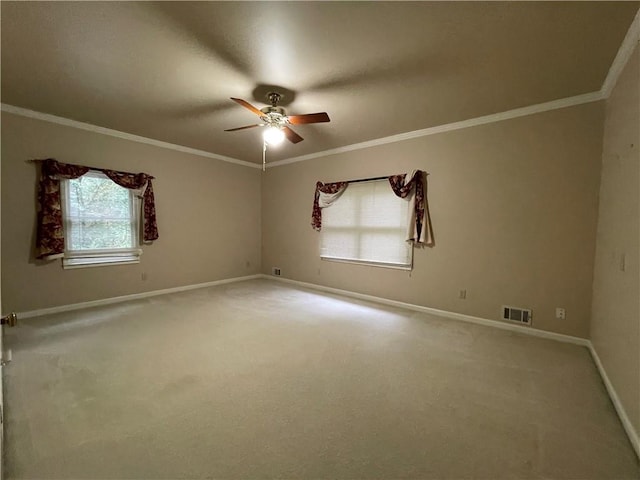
<box><xmin>260</xmin><ymin>106</ymin><xmax>287</xmax><ymax>126</ymax></box>
<box><xmin>260</xmin><ymin>105</ymin><xmax>286</xmax><ymax>116</ymax></box>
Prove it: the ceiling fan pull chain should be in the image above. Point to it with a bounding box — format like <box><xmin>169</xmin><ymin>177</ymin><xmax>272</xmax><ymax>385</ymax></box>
<box><xmin>262</xmin><ymin>141</ymin><xmax>267</xmax><ymax>172</ymax></box>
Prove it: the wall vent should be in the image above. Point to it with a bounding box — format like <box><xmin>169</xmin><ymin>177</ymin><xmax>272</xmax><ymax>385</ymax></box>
<box><xmin>502</xmin><ymin>305</ymin><xmax>532</xmax><ymax>325</ymax></box>
<box><xmin>272</xmin><ymin>267</ymin><xmax>281</xmax><ymax>276</ymax></box>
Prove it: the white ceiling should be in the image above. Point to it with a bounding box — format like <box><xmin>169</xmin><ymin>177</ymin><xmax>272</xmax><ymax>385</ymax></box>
<box><xmin>2</xmin><ymin>2</ymin><xmax>638</xmax><ymax>164</ymax></box>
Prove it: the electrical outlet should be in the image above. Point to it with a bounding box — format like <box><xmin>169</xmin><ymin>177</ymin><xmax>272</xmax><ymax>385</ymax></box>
<box><xmin>272</xmin><ymin>267</ymin><xmax>281</xmax><ymax>276</ymax></box>
<box><xmin>459</xmin><ymin>289</ymin><xmax>467</xmax><ymax>299</ymax></box>
<box><xmin>555</xmin><ymin>307</ymin><xmax>566</xmax><ymax>320</ymax></box>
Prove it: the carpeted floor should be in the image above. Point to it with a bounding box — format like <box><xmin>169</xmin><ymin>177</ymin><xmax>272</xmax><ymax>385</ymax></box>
<box><xmin>4</xmin><ymin>279</ymin><xmax>639</xmax><ymax>479</ymax></box>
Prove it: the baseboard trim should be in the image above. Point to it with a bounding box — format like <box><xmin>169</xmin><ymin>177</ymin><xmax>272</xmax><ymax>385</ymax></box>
<box><xmin>16</xmin><ymin>273</ymin><xmax>638</xmax><ymax>460</ymax></box>
<box><xmin>17</xmin><ymin>274</ymin><xmax>263</xmax><ymax>319</ymax></box>
<box><xmin>261</xmin><ymin>275</ymin><xmax>589</xmax><ymax>347</ymax></box>
<box><xmin>587</xmin><ymin>343</ymin><xmax>640</xmax><ymax>459</ymax></box>
<box><xmin>262</xmin><ymin>274</ymin><xmax>639</xmax><ymax>459</ymax></box>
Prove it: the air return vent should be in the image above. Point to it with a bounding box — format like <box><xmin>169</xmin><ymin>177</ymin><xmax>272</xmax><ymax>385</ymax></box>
<box><xmin>502</xmin><ymin>305</ymin><xmax>532</xmax><ymax>325</ymax></box>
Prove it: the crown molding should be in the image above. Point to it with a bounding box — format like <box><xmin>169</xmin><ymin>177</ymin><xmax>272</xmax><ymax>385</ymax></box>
<box><xmin>267</xmin><ymin>7</ymin><xmax>639</xmax><ymax>169</ymax></box>
<box><xmin>266</xmin><ymin>91</ymin><xmax>604</xmax><ymax>168</ymax></box>
<box><xmin>3</xmin><ymin>88</ymin><xmax>603</xmax><ymax>172</ymax></box>
<box><xmin>4</xmin><ymin>4</ymin><xmax>638</xmax><ymax>172</ymax></box>
<box><xmin>262</xmin><ymin>274</ymin><xmax>638</xmax><ymax>458</ymax></box>
<box><xmin>0</xmin><ymin>103</ymin><xmax>260</xmax><ymax>169</ymax></box>
<box><xmin>602</xmin><ymin>8</ymin><xmax>640</xmax><ymax>98</ymax></box>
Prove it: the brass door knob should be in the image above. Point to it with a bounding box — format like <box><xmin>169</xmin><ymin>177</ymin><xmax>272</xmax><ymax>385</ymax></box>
<box><xmin>1</xmin><ymin>312</ymin><xmax>17</xmax><ymax>327</ymax></box>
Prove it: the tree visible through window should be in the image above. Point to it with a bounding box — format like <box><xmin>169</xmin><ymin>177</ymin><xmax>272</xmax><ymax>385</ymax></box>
<box><xmin>62</xmin><ymin>171</ymin><xmax>141</xmax><ymax>268</ymax></box>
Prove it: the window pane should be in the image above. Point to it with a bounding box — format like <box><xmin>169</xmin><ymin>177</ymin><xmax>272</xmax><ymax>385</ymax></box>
<box><xmin>324</xmin><ymin>191</ymin><xmax>357</xmax><ymax>226</ymax></box>
<box><xmin>360</xmin><ymin>183</ymin><xmax>406</xmax><ymax>228</ymax></box>
<box><xmin>68</xmin><ymin>176</ymin><xmax>131</xmax><ymax>219</ymax></box>
<box><xmin>320</xmin><ymin>229</ymin><xmax>359</xmax><ymax>260</ymax></box>
<box><xmin>69</xmin><ymin>219</ymin><xmax>133</xmax><ymax>250</ymax></box>
<box><xmin>321</xmin><ymin>180</ymin><xmax>412</xmax><ymax>267</ymax></box>
<box><xmin>66</xmin><ymin>174</ymin><xmax>135</xmax><ymax>251</ymax></box>
<box><xmin>360</xmin><ymin>231</ymin><xmax>409</xmax><ymax>264</ymax></box>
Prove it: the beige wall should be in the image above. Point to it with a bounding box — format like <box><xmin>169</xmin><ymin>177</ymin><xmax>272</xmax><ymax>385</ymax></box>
<box><xmin>1</xmin><ymin>112</ymin><xmax>262</xmax><ymax>312</ymax></box>
<box><xmin>2</xmin><ymin>100</ymin><xmax>606</xmax><ymax>339</ymax></box>
<box><xmin>262</xmin><ymin>102</ymin><xmax>604</xmax><ymax>338</ymax></box>
<box><xmin>591</xmin><ymin>45</ymin><xmax>640</xmax><ymax>436</ymax></box>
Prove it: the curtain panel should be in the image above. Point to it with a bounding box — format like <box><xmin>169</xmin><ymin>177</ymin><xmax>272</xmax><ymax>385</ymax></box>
<box><xmin>311</xmin><ymin>181</ymin><xmax>349</xmax><ymax>231</ymax></box>
<box><xmin>388</xmin><ymin>170</ymin><xmax>434</xmax><ymax>246</ymax></box>
<box><xmin>35</xmin><ymin>158</ymin><xmax>159</xmax><ymax>260</ymax></box>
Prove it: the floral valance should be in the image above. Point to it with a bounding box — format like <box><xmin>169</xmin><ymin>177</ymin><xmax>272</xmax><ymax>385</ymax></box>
<box><xmin>311</xmin><ymin>181</ymin><xmax>348</xmax><ymax>232</ymax></box>
<box><xmin>35</xmin><ymin>158</ymin><xmax>159</xmax><ymax>260</ymax></box>
<box><xmin>311</xmin><ymin>170</ymin><xmax>434</xmax><ymax>246</ymax></box>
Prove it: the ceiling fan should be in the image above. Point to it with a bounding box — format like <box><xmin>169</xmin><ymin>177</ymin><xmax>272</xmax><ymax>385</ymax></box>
<box><xmin>224</xmin><ymin>92</ymin><xmax>330</xmax><ymax>145</ymax></box>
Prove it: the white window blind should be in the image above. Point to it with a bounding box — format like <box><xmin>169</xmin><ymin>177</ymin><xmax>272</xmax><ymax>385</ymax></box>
<box><xmin>61</xmin><ymin>171</ymin><xmax>141</xmax><ymax>268</ymax></box>
<box><xmin>320</xmin><ymin>180</ymin><xmax>412</xmax><ymax>269</ymax></box>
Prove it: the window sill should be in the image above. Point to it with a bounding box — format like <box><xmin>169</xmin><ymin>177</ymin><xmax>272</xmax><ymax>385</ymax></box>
<box><xmin>62</xmin><ymin>258</ymin><xmax>140</xmax><ymax>270</ymax></box>
<box><xmin>62</xmin><ymin>250</ymin><xmax>142</xmax><ymax>269</ymax></box>
<box><xmin>321</xmin><ymin>256</ymin><xmax>412</xmax><ymax>271</ymax></box>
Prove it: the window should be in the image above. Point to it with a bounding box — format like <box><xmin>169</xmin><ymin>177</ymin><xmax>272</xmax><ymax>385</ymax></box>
<box><xmin>320</xmin><ymin>180</ymin><xmax>412</xmax><ymax>269</ymax></box>
<box><xmin>61</xmin><ymin>171</ymin><xmax>141</xmax><ymax>268</ymax></box>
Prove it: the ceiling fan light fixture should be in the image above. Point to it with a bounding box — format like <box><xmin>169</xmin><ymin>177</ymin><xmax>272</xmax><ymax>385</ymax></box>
<box><xmin>227</xmin><ymin>94</ymin><xmax>329</xmax><ymax>147</ymax></box>
<box><xmin>263</xmin><ymin>126</ymin><xmax>285</xmax><ymax>146</ymax></box>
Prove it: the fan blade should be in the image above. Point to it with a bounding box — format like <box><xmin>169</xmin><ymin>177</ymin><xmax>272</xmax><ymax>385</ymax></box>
<box><xmin>224</xmin><ymin>124</ymin><xmax>262</xmax><ymax>132</ymax></box>
<box><xmin>230</xmin><ymin>98</ymin><xmax>265</xmax><ymax>117</ymax></box>
<box><xmin>283</xmin><ymin>126</ymin><xmax>304</xmax><ymax>144</ymax></box>
<box><xmin>287</xmin><ymin>112</ymin><xmax>330</xmax><ymax>125</ymax></box>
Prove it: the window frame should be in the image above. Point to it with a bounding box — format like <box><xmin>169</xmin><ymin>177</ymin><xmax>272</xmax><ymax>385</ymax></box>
<box><xmin>320</xmin><ymin>179</ymin><xmax>413</xmax><ymax>270</ymax></box>
<box><xmin>60</xmin><ymin>170</ymin><xmax>142</xmax><ymax>269</ymax></box>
